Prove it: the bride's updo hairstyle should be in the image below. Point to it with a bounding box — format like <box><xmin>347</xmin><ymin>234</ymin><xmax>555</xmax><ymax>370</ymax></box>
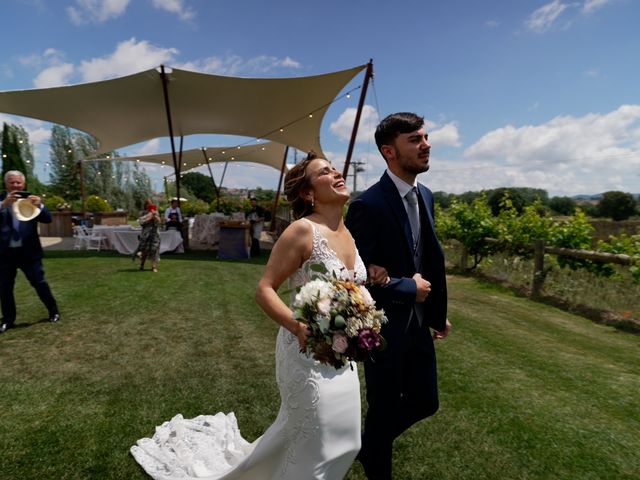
<box><xmin>284</xmin><ymin>151</ymin><xmax>319</xmax><ymax>220</ymax></box>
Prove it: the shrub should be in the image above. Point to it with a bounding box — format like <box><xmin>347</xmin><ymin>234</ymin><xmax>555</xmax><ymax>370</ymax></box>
<box><xmin>43</xmin><ymin>194</ymin><xmax>67</xmax><ymax>211</ymax></box>
<box><xmin>86</xmin><ymin>195</ymin><xmax>112</xmax><ymax>213</ymax></box>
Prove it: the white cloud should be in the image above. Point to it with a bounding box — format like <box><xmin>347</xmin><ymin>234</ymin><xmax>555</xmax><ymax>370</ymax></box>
<box><xmin>525</xmin><ymin>0</ymin><xmax>570</xmax><ymax>33</ymax></box>
<box><xmin>459</xmin><ymin>104</ymin><xmax>640</xmax><ymax>194</ymax></box>
<box><xmin>582</xmin><ymin>0</ymin><xmax>613</xmax><ymax>14</ymax></box>
<box><xmin>27</xmin><ymin>39</ymin><xmax>301</xmax><ymax>87</ymax></box>
<box><xmin>329</xmin><ymin>105</ymin><xmax>379</xmax><ymax>143</ymax></box>
<box><xmin>177</xmin><ymin>54</ymin><xmax>302</xmax><ymax>76</ymax></box>
<box><xmin>79</xmin><ymin>38</ymin><xmax>179</xmax><ymax>82</ymax></box>
<box><xmin>131</xmin><ymin>139</ymin><xmax>162</xmax><ymax>157</ymax></box>
<box><xmin>151</xmin><ymin>0</ymin><xmax>195</xmax><ymax>21</ymax></box>
<box><xmin>67</xmin><ymin>0</ymin><xmax>130</xmax><ymax>25</ymax></box>
<box><xmin>429</xmin><ymin>122</ymin><xmax>461</xmax><ymax>148</ymax></box>
<box><xmin>33</xmin><ymin>63</ymin><xmax>75</xmax><ymax>87</ymax></box>
<box><xmin>485</xmin><ymin>19</ymin><xmax>500</xmax><ymax>28</ymax></box>
<box><xmin>330</xmin><ymin>107</ymin><xmax>460</xmax><ymax>152</ymax></box>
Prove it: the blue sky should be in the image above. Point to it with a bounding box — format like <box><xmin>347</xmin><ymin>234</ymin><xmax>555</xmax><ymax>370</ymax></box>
<box><xmin>1</xmin><ymin>0</ymin><xmax>639</xmax><ymax>197</ymax></box>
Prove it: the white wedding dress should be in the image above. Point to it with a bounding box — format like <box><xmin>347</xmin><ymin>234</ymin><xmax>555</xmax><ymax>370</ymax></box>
<box><xmin>131</xmin><ymin>219</ymin><xmax>366</xmax><ymax>479</ymax></box>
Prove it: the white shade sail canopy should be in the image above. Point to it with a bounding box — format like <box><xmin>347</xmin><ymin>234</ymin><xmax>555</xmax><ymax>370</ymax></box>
<box><xmin>0</xmin><ymin>65</ymin><xmax>366</xmax><ymax>157</ymax></box>
<box><xmin>103</xmin><ymin>141</ymin><xmax>289</xmax><ymax>175</ymax></box>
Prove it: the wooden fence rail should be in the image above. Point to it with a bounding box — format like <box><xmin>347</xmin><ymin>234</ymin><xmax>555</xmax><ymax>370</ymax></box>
<box><xmin>458</xmin><ymin>238</ymin><xmax>634</xmax><ymax>299</ymax></box>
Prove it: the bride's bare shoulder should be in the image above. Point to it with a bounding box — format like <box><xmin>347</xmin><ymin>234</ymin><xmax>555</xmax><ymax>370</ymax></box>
<box><xmin>272</xmin><ymin>218</ymin><xmax>313</xmax><ymax>255</ymax></box>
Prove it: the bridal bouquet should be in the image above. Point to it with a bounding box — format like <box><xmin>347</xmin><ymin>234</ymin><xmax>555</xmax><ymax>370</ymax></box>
<box><xmin>292</xmin><ymin>265</ymin><xmax>387</xmax><ymax>369</ymax></box>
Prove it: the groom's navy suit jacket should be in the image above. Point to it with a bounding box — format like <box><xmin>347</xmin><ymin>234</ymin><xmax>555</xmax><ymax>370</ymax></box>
<box><xmin>345</xmin><ymin>172</ymin><xmax>447</xmax><ymax>347</ymax></box>
<box><xmin>0</xmin><ymin>192</ymin><xmax>51</xmax><ymax>260</ymax></box>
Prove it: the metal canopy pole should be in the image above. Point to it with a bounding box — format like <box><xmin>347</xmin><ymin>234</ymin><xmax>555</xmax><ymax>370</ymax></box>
<box><xmin>342</xmin><ymin>59</ymin><xmax>374</xmax><ymax>179</ymax></box>
<box><xmin>216</xmin><ymin>161</ymin><xmax>230</xmax><ymax>210</ymax></box>
<box><xmin>200</xmin><ymin>147</ymin><xmax>220</xmax><ymax>202</ymax></box>
<box><xmin>159</xmin><ymin>65</ymin><xmax>181</xmax><ymax>206</ymax></box>
<box><xmin>270</xmin><ymin>145</ymin><xmax>289</xmax><ymax>233</ymax></box>
<box><xmin>78</xmin><ymin>159</ymin><xmax>86</xmax><ymax>214</ymax></box>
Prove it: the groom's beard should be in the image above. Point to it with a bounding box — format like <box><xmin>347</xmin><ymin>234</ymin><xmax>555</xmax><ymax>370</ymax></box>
<box><xmin>395</xmin><ymin>150</ymin><xmax>430</xmax><ymax>176</ymax></box>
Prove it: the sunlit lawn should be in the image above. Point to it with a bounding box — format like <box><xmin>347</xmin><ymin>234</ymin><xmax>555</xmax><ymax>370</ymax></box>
<box><xmin>0</xmin><ymin>251</ymin><xmax>638</xmax><ymax>479</ymax></box>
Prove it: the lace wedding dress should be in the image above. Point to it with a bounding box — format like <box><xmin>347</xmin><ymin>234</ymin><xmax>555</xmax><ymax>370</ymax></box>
<box><xmin>131</xmin><ymin>219</ymin><xmax>366</xmax><ymax>479</ymax></box>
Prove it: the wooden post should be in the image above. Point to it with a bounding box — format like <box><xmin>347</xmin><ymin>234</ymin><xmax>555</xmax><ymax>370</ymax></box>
<box><xmin>531</xmin><ymin>240</ymin><xmax>545</xmax><ymax>298</ymax></box>
<box><xmin>460</xmin><ymin>244</ymin><xmax>469</xmax><ymax>271</ymax></box>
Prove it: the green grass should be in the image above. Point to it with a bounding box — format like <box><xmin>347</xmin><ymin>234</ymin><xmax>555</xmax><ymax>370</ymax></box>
<box><xmin>0</xmin><ymin>251</ymin><xmax>638</xmax><ymax>479</ymax></box>
<box><xmin>444</xmin><ymin>244</ymin><xmax>640</xmax><ymax>321</ymax></box>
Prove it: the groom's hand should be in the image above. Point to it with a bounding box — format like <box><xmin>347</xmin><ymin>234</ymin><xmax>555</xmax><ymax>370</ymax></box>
<box><xmin>433</xmin><ymin>318</ymin><xmax>452</xmax><ymax>340</ymax></box>
<box><xmin>413</xmin><ymin>273</ymin><xmax>431</xmax><ymax>302</ymax></box>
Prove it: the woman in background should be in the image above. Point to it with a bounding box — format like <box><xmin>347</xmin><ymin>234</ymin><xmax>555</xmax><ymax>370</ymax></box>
<box><xmin>135</xmin><ymin>198</ymin><xmax>161</xmax><ymax>272</ymax></box>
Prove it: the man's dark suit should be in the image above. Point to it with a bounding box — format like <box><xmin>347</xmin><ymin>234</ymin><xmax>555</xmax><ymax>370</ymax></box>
<box><xmin>0</xmin><ymin>192</ymin><xmax>58</xmax><ymax>328</ymax></box>
<box><xmin>345</xmin><ymin>171</ymin><xmax>447</xmax><ymax>479</ymax></box>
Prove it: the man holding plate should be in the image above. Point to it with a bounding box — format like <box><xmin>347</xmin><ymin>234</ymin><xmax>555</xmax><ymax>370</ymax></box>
<box><xmin>0</xmin><ymin>170</ymin><xmax>60</xmax><ymax>333</ymax></box>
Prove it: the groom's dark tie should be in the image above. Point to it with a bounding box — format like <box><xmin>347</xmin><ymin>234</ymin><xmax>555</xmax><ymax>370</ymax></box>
<box><xmin>405</xmin><ymin>187</ymin><xmax>420</xmax><ymax>251</ymax></box>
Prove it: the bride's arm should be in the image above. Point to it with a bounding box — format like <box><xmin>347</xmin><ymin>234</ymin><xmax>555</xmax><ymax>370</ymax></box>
<box><xmin>256</xmin><ymin>220</ymin><xmax>312</xmax><ymax>347</ymax></box>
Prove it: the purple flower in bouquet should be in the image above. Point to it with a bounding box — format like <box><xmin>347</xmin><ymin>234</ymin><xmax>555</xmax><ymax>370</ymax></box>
<box><xmin>357</xmin><ymin>328</ymin><xmax>382</xmax><ymax>351</ymax></box>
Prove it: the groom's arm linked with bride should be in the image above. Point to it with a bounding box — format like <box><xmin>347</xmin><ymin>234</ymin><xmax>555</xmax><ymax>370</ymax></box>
<box><xmin>346</xmin><ymin>112</ymin><xmax>452</xmax><ymax>480</ymax></box>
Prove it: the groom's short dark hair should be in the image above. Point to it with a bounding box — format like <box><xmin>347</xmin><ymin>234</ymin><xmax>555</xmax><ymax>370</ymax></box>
<box><xmin>374</xmin><ymin>112</ymin><xmax>425</xmax><ymax>153</ymax></box>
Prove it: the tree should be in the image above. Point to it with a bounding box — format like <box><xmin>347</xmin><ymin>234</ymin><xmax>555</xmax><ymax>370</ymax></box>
<box><xmin>182</xmin><ymin>171</ymin><xmax>217</xmax><ymax>203</ymax></box>
<box><xmin>597</xmin><ymin>191</ymin><xmax>637</xmax><ymax>221</ymax></box>
<box><xmin>549</xmin><ymin>196</ymin><xmax>577</xmax><ymax>216</ymax></box>
<box><xmin>129</xmin><ymin>163</ymin><xmax>154</xmax><ymax>211</ymax></box>
<box><xmin>1</xmin><ymin>122</ymin><xmax>27</xmax><ymax>180</ymax></box>
<box><xmin>487</xmin><ymin>188</ymin><xmax>526</xmax><ymax>216</ymax></box>
<box><xmin>48</xmin><ymin>126</ymin><xmax>81</xmax><ymax>199</ymax></box>
<box><xmin>433</xmin><ymin>191</ymin><xmax>453</xmax><ymax>209</ymax></box>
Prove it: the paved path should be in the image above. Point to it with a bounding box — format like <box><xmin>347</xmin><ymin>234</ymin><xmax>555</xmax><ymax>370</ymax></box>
<box><xmin>42</xmin><ymin>237</ymin><xmax>76</xmax><ymax>250</ymax></box>
<box><xmin>41</xmin><ymin>234</ymin><xmax>275</xmax><ymax>251</ymax></box>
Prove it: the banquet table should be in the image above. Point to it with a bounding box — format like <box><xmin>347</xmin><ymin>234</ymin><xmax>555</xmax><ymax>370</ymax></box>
<box><xmin>109</xmin><ymin>230</ymin><xmax>184</xmax><ymax>255</ymax></box>
<box><xmin>92</xmin><ymin>225</ymin><xmax>136</xmax><ymax>249</ymax></box>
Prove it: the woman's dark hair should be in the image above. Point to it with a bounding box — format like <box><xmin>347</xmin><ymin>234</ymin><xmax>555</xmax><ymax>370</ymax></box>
<box><xmin>284</xmin><ymin>151</ymin><xmax>319</xmax><ymax>220</ymax></box>
<box><xmin>374</xmin><ymin>112</ymin><xmax>425</xmax><ymax>155</ymax></box>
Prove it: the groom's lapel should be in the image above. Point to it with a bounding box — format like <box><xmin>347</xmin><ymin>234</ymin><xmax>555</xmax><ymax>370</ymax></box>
<box><xmin>380</xmin><ymin>172</ymin><xmax>414</xmax><ymax>253</ymax></box>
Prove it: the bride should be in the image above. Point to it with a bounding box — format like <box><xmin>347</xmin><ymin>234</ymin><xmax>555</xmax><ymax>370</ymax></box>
<box><xmin>131</xmin><ymin>153</ymin><xmax>387</xmax><ymax>479</ymax></box>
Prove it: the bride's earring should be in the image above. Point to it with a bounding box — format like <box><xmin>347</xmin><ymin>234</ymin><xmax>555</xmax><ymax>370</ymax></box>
<box><xmin>310</xmin><ymin>197</ymin><xmax>315</xmax><ymax>208</ymax></box>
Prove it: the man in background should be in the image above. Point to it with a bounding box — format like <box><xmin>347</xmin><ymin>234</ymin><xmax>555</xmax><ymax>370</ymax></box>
<box><xmin>0</xmin><ymin>170</ymin><xmax>60</xmax><ymax>333</ymax></box>
<box><xmin>248</xmin><ymin>197</ymin><xmax>266</xmax><ymax>257</ymax></box>
<box><xmin>164</xmin><ymin>198</ymin><xmax>183</xmax><ymax>235</ymax></box>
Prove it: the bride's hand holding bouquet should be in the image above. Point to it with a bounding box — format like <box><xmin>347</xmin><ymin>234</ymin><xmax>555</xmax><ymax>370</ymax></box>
<box><xmin>292</xmin><ymin>263</ymin><xmax>388</xmax><ymax>369</ymax></box>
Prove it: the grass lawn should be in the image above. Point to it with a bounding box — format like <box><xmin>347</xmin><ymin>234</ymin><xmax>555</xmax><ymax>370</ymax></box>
<box><xmin>0</xmin><ymin>251</ymin><xmax>638</xmax><ymax>479</ymax></box>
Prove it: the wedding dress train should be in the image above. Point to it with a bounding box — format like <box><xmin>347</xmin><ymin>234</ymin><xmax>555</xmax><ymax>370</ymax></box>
<box><xmin>131</xmin><ymin>219</ymin><xmax>366</xmax><ymax>479</ymax></box>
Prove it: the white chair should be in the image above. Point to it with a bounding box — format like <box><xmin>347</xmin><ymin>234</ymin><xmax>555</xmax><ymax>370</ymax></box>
<box><xmin>86</xmin><ymin>227</ymin><xmax>108</xmax><ymax>251</ymax></box>
<box><xmin>72</xmin><ymin>225</ymin><xmax>90</xmax><ymax>250</ymax></box>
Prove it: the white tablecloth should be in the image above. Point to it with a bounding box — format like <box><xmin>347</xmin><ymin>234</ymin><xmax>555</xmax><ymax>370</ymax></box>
<box><xmin>110</xmin><ymin>230</ymin><xmax>184</xmax><ymax>255</ymax></box>
<box><xmin>92</xmin><ymin>225</ymin><xmax>136</xmax><ymax>249</ymax></box>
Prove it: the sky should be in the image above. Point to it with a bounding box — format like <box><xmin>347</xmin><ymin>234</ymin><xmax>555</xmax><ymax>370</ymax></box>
<box><xmin>1</xmin><ymin>0</ymin><xmax>639</xmax><ymax>197</ymax></box>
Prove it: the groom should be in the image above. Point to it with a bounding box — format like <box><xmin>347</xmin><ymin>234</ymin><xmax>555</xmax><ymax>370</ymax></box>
<box><xmin>345</xmin><ymin>112</ymin><xmax>451</xmax><ymax>479</ymax></box>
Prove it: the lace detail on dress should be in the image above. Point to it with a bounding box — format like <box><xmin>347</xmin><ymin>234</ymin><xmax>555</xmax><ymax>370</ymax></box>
<box><xmin>275</xmin><ymin>328</ymin><xmax>321</xmax><ymax>475</ymax></box>
<box><xmin>289</xmin><ymin>218</ymin><xmax>367</xmax><ymax>290</ymax></box>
